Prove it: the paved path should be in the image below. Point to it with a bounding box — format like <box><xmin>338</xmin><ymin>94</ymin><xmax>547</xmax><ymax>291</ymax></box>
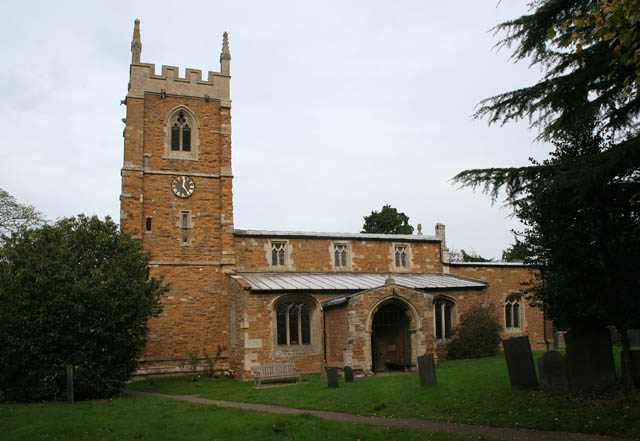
<box><xmin>124</xmin><ymin>390</ymin><xmax>636</xmax><ymax>441</ymax></box>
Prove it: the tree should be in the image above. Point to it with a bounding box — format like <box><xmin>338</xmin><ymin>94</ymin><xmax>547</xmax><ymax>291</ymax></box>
<box><xmin>446</xmin><ymin>304</ymin><xmax>502</xmax><ymax>359</ymax></box>
<box><xmin>0</xmin><ymin>215</ymin><xmax>168</xmax><ymax>402</ymax></box>
<box><xmin>449</xmin><ymin>249</ymin><xmax>493</xmax><ymax>262</ymax></box>
<box><xmin>454</xmin><ymin>1</ymin><xmax>640</xmax><ymax>388</ymax></box>
<box><xmin>501</xmin><ymin>237</ymin><xmax>528</xmax><ymax>262</ymax></box>
<box><xmin>0</xmin><ymin>188</ymin><xmax>46</xmax><ymax>237</ymax></box>
<box><xmin>361</xmin><ymin>204</ymin><xmax>414</xmax><ymax>234</ymax></box>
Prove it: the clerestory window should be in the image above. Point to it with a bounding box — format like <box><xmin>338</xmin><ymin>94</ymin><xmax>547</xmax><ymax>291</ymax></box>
<box><xmin>271</xmin><ymin>242</ymin><xmax>287</xmax><ymax>266</ymax></box>
<box><xmin>334</xmin><ymin>243</ymin><xmax>348</xmax><ymax>267</ymax></box>
<box><xmin>395</xmin><ymin>245</ymin><xmax>408</xmax><ymax>268</ymax></box>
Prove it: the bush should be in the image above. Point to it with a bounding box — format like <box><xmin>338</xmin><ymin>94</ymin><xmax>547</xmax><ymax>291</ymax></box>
<box><xmin>446</xmin><ymin>304</ymin><xmax>502</xmax><ymax>359</ymax></box>
<box><xmin>0</xmin><ymin>215</ymin><xmax>168</xmax><ymax>402</ymax></box>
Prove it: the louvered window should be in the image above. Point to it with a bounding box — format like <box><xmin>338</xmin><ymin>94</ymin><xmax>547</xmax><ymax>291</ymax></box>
<box><xmin>170</xmin><ymin>111</ymin><xmax>192</xmax><ymax>152</ymax></box>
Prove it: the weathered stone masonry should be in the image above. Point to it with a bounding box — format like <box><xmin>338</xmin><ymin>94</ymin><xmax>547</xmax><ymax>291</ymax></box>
<box><xmin>120</xmin><ymin>20</ymin><xmax>550</xmax><ymax>380</ymax></box>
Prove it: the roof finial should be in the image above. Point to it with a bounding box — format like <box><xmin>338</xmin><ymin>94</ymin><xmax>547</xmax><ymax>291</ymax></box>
<box><xmin>131</xmin><ymin>19</ymin><xmax>142</xmax><ymax>64</ymax></box>
<box><xmin>220</xmin><ymin>31</ymin><xmax>231</xmax><ymax>75</ymax></box>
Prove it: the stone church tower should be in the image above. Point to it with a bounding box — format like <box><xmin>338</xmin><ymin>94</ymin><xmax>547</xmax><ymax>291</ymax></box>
<box><xmin>120</xmin><ymin>20</ymin><xmax>235</xmax><ymax>373</ymax></box>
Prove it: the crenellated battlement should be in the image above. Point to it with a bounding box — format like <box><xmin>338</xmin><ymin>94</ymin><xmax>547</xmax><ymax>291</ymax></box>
<box><xmin>128</xmin><ymin>63</ymin><xmax>230</xmax><ymax>104</ymax></box>
<box><xmin>127</xmin><ymin>20</ymin><xmax>231</xmax><ymax>106</ymax></box>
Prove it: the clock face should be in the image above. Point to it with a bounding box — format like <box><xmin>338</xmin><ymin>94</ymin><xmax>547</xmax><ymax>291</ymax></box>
<box><xmin>171</xmin><ymin>176</ymin><xmax>195</xmax><ymax>198</ymax></box>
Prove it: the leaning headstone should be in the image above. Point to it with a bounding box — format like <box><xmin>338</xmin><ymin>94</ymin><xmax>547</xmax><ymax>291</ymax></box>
<box><xmin>554</xmin><ymin>331</ymin><xmax>567</xmax><ymax>350</ymax></box>
<box><xmin>344</xmin><ymin>366</ymin><xmax>354</xmax><ymax>383</ymax></box>
<box><xmin>503</xmin><ymin>336</ymin><xmax>539</xmax><ymax>388</ymax></box>
<box><xmin>538</xmin><ymin>351</ymin><xmax>569</xmax><ymax>393</ymax></box>
<box><xmin>621</xmin><ymin>350</ymin><xmax>640</xmax><ymax>389</ymax></box>
<box><xmin>327</xmin><ymin>368</ymin><xmax>339</xmax><ymax>388</ymax></box>
<box><xmin>565</xmin><ymin>328</ymin><xmax>616</xmax><ymax>392</ymax></box>
<box><xmin>417</xmin><ymin>354</ymin><xmax>437</xmax><ymax>387</ymax></box>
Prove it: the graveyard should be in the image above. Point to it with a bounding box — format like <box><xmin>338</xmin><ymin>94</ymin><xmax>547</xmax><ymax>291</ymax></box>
<box><xmin>2</xmin><ymin>348</ymin><xmax>639</xmax><ymax>440</ymax></box>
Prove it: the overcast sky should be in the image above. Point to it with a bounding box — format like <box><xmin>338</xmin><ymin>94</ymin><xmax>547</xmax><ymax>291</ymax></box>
<box><xmin>1</xmin><ymin>1</ymin><xmax>552</xmax><ymax>259</ymax></box>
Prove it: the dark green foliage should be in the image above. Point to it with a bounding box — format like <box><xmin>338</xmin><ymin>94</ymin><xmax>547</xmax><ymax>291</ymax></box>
<box><xmin>501</xmin><ymin>237</ymin><xmax>528</xmax><ymax>262</ymax></box>
<box><xmin>516</xmin><ymin>131</ymin><xmax>640</xmax><ymax>332</ymax></box>
<box><xmin>361</xmin><ymin>204</ymin><xmax>414</xmax><ymax>234</ymax></box>
<box><xmin>454</xmin><ymin>0</ymin><xmax>640</xmax><ymax>387</ymax></box>
<box><xmin>451</xmin><ymin>249</ymin><xmax>493</xmax><ymax>262</ymax></box>
<box><xmin>0</xmin><ymin>188</ymin><xmax>46</xmax><ymax>237</ymax></box>
<box><xmin>446</xmin><ymin>304</ymin><xmax>502</xmax><ymax>360</ymax></box>
<box><xmin>0</xmin><ymin>215</ymin><xmax>167</xmax><ymax>402</ymax></box>
<box><xmin>476</xmin><ymin>0</ymin><xmax>639</xmax><ymax>139</ymax></box>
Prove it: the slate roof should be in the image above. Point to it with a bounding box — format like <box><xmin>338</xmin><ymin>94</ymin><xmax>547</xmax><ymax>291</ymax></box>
<box><xmin>231</xmin><ymin>272</ymin><xmax>487</xmax><ymax>292</ymax></box>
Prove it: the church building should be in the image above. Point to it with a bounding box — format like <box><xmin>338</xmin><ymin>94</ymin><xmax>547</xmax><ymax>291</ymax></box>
<box><xmin>120</xmin><ymin>21</ymin><xmax>549</xmax><ymax>379</ymax></box>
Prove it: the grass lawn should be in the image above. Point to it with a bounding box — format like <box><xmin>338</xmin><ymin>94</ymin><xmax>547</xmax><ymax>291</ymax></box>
<box><xmin>0</xmin><ymin>396</ymin><xmax>498</xmax><ymax>441</ymax></box>
<box><xmin>128</xmin><ymin>351</ymin><xmax>640</xmax><ymax>439</ymax></box>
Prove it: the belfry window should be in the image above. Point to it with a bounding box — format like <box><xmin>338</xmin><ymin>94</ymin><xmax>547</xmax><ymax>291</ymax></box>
<box><xmin>277</xmin><ymin>302</ymin><xmax>311</xmax><ymax>346</ymax></box>
<box><xmin>164</xmin><ymin>106</ymin><xmax>199</xmax><ymax>160</ymax></box>
<box><xmin>171</xmin><ymin>111</ymin><xmax>191</xmax><ymax>152</ymax></box>
<box><xmin>505</xmin><ymin>300</ymin><xmax>520</xmax><ymax>329</ymax></box>
<box><xmin>434</xmin><ymin>298</ymin><xmax>455</xmax><ymax>340</ymax></box>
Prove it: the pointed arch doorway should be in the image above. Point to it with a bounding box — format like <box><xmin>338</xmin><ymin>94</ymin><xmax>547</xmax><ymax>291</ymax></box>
<box><xmin>371</xmin><ymin>302</ymin><xmax>412</xmax><ymax>372</ymax></box>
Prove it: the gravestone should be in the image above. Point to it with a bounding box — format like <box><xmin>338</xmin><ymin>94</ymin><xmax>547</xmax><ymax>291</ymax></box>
<box><xmin>565</xmin><ymin>328</ymin><xmax>616</xmax><ymax>392</ymax></box>
<box><xmin>417</xmin><ymin>354</ymin><xmax>437</xmax><ymax>387</ymax></box>
<box><xmin>327</xmin><ymin>368</ymin><xmax>339</xmax><ymax>388</ymax></box>
<box><xmin>538</xmin><ymin>350</ymin><xmax>569</xmax><ymax>393</ymax></box>
<box><xmin>344</xmin><ymin>366</ymin><xmax>354</xmax><ymax>383</ymax></box>
<box><xmin>320</xmin><ymin>361</ymin><xmax>327</xmax><ymax>382</ymax></box>
<box><xmin>503</xmin><ymin>336</ymin><xmax>539</xmax><ymax>388</ymax></box>
<box><xmin>621</xmin><ymin>350</ymin><xmax>640</xmax><ymax>388</ymax></box>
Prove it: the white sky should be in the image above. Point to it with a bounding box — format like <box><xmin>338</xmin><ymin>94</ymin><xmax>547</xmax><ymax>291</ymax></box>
<box><xmin>1</xmin><ymin>1</ymin><xmax>551</xmax><ymax>260</ymax></box>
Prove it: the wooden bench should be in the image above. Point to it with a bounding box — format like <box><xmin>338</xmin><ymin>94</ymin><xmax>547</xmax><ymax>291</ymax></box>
<box><xmin>252</xmin><ymin>362</ymin><xmax>302</xmax><ymax>386</ymax></box>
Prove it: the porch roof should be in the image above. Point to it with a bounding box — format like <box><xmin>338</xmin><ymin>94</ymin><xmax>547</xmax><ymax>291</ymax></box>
<box><xmin>231</xmin><ymin>272</ymin><xmax>487</xmax><ymax>292</ymax></box>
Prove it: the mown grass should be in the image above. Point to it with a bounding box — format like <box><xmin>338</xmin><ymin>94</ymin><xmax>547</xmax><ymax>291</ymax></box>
<box><xmin>128</xmin><ymin>351</ymin><xmax>640</xmax><ymax>439</ymax></box>
<box><xmin>0</xmin><ymin>396</ymin><xmax>497</xmax><ymax>441</ymax></box>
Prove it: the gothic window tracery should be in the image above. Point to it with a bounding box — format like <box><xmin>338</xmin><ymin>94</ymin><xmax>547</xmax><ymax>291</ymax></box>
<box><xmin>505</xmin><ymin>300</ymin><xmax>520</xmax><ymax>330</ymax></box>
<box><xmin>276</xmin><ymin>302</ymin><xmax>311</xmax><ymax>346</ymax></box>
<box><xmin>334</xmin><ymin>244</ymin><xmax>348</xmax><ymax>267</ymax></box>
<box><xmin>164</xmin><ymin>107</ymin><xmax>199</xmax><ymax>160</ymax></box>
<box><xmin>395</xmin><ymin>245</ymin><xmax>408</xmax><ymax>268</ymax></box>
<box><xmin>171</xmin><ymin>111</ymin><xmax>191</xmax><ymax>152</ymax></box>
<box><xmin>271</xmin><ymin>242</ymin><xmax>286</xmax><ymax>266</ymax></box>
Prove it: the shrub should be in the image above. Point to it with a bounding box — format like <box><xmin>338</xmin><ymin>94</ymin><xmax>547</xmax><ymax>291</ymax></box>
<box><xmin>446</xmin><ymin>303</ymin><xmax>502</xmax><ymax>359</ymax></box>
<box><xmin>0</xmin><ymin>215</ymin><xmax>168</xmax><ymax>402</ymax></box>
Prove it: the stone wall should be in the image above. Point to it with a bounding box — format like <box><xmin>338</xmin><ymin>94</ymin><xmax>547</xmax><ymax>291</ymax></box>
<box><xmin>449</xmin><ymin>263</ymin><xmax>551</xmax><ymax>350</ymax></box>
<box><xmin>234</xmin><ymin>235</ymin><xmax>442</xmax><ymax>273</ymax></box>
<box><xmin>121</xmin><ymin>88</ymin><xmax>235</xmax><ymax>375</ymax></box>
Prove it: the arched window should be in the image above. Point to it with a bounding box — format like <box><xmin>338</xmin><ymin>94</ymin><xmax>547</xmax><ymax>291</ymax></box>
<box><xmin>276</xmin><ymin>302</ymin><xmax>311</xmax><ymax>346</ymax></box>
<box><xmin>164</xmin><ymin>107</ymin><xmax>199</xmax><ymax>160</ymax></box>
<box><xmin>171</xmin><ymin>111</ymin><xmax>191</xmax><ymax>152</ymax></box>
<box><xmin>505</xmin><ymin>300</ymin><xmax>520</xmax><ymax>330</ymax></box>
<box><xmin>434</xmin><ymin>297</ymin><xmax>455</xmax><ymax>340</ymax></box>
